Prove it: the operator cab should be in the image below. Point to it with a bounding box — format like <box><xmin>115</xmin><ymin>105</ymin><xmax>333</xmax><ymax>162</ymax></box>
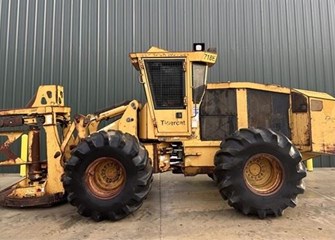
<box><xmin>130</xmin><ymin>44</ymin><xmax>217</xmax><ymax>139</ymax></box>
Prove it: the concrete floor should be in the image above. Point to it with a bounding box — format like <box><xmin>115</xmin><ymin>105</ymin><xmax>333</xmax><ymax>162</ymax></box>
<box><xmin>0</xmin><ymin>169</ymin><xmax>335</xmax><ymax>240</ymax></box>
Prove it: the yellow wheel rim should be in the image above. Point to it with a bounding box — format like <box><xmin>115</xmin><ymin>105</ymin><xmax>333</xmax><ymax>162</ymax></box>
<box><xmin>243</xmin><ymin>153</ymin><xmax>284</xmax><ymax>195</ymax></box>
<box><xmin>85</xmin><ymin>157</ymin><xmax>126</xmax><ymax>199</ymax></box>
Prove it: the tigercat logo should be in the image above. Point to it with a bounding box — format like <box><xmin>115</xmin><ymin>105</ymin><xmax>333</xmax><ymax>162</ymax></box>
<box><xmin>160</xmin><ymin>120</ymin><xmax>186</xmax><ymax>126</ymax></box>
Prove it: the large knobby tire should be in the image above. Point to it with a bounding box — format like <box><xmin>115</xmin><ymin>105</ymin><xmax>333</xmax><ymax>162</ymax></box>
<box><xmin>214</xmin><ymin>128</ymin><xmax>306</xmax><ymax>219</ymax></box>
<box><xmin>62</xmin><ymin>130</ymin><xmax>153</xmax><ymax>221</ymax></box>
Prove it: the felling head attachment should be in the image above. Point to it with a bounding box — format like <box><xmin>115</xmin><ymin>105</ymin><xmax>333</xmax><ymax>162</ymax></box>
<box><xmin>0</xmin><ymin>85</ymin><xmax>71</xmax><ymax>207</ymax></box>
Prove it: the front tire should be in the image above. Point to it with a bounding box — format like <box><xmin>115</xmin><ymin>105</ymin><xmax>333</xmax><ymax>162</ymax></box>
<box><xmin>62</xmin><ymin>130</ymin><xmax>153</xmax><ymax>221</ymax></box>
<box><xmin>214</xmin><ymin>128</ymin><xmax>306</xmax><ymax>218</ymax></box>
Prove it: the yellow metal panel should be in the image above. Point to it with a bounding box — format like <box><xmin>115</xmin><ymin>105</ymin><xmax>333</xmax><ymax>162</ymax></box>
<box><xmin>290</xmin><ymin>113</ymin><xmax>311</xmax><ymax>150</ymax></box>
<box><xmin>118</xmin><ymin>101</ymin><xmax>139</xmax><ymax>136</ymax></box>
<box><xmin>139</xmin><ymin>104</ymin><xmax>148</xmax><ymax>139</ymax></box>
<box><xmin>236</xmin><ymin>89</ymin><xmax>248</xmax><ymax>129</ymax></box>
<box><xmin>306</xmin><ymin>159</ymin><xmax>314</xmax><ymax>172</ymax></box>
<box><xmin>139</xmin><ymin>104</ymin><xmax>160</xmax><ymax>139</ymax></box>
<box><xmin>310</xmin><ymin>98</ymin><xmax>335</xmax><ymax>154</ymax></box>
<box><xmin>147</xmin><ymin>47</ymin><xmax>168</xmax><ymax>53</ymax></box>
<box><xmin>19</xmin><ymin>134</ymin><xmax>28</xmax><ymax>177</ymax></box>
<box><xmin>44</xmin><ymin>125</ymin><xmax>64</xmax><ymax>194</ymax></box>
<box><xmin>293</xmin><ymin>89</ymin><xmax>335</xmax><ymax>100</ymax></box>
<box><xmin>154</xmin><ymin>109</ymin><xmax>191</xmax><ymax>136</ymax></box>
<box><xmin>207</xmin><ymin>82</ymin><xmax>291</xmax><ymax>94</ymax></box>
<box><xmin>90</xmin><ymin>101</ymin><xmax>140</xmax><ymax>137</ymax></box>
<box><xmin>183</xmin><ymin>140</ymin><xmax>220</xmax><ymax>167</ymax></box>
<box><xmin>27</xmin><ymin>85</ymin><xmax>65</xmax><ymax>107</ymax></box>
<box><xmin>143</xmin><ymin>143</ymin><xmax>154</xmax><ymax>164</ymax></box>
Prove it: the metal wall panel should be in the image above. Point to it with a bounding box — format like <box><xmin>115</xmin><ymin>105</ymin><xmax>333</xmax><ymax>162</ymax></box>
<box><xmin>0</xmin><ymin>0</ymin><xmax>334</xmax><ymax>168</ymax></box>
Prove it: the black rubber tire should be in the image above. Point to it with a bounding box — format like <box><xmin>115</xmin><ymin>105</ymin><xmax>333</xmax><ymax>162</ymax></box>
<box><xmin>207</xmin><ymin>173</ymin><xmax>217</xmax><ymax>182</ymax></box>
<box><xmin>214</xmin><ymin>128</ymin><xmax>306</xmax><ymax>219</ymax></box>
<box><xmin>207</xmin><ymin>173</ymin><xmax>214</xmax><ymax>180</ymax></box>
<box><xmin>62</xmin><ymin>130</ymin><xmax>153</xmax><ymax>221</ymax></box>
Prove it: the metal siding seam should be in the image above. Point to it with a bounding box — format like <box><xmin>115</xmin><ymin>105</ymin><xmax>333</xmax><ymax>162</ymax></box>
<box><xmin>68</xmin><ymin>0</ymin><xmax>73</xmax><ymax>98</ymax></box>
<box><xmin>320</xmin><ymin>0</ymin><xmax>332</xmax><ymax>95</ymax></box>
<box><xmin>13</xmin><ymin>0</ymin><xmax>20</xmax><ymax>107</ymax></box>
<box><xmin>284</xmin><ymin>0</ymin><xmax>291</xmax><ymax>86</ymax></box>
<box><xmin>301</xmin><ymin>0</ymin><xmax>310</xmax><ymax>89</ymax></box>
<box><xmin>223</xmin><ymin>0</ymin><xmax>229</xmax><ymax>82</ymax></box>
<box><xmin>240</xmin><ymin>0</ymin><xmax>246</xmax><ymax>81</ymax></box>
<box><xmin>303</xmin><ymin>0</ymin><xmax>316</xmax><ymax>90</ymax></box>
<box><xmin>106</xmin><ymin>0</ymin><xmax>109</xmax><ymax>105</ymax></box>
<box><xmin>275</xmin><ymin>0</ymin><xmax>283</xmax><ymax>86</ymax></box>
<box><xmin>253</xmin><ymin>0</ymin><xmax>263</xmax><ymax>83</ymax></box>
<box><xmin>266</xmin><ymin>0</ymin><xmax>273</xmax><ymax>83</ymax></box>
<box><xmin>296</xmin><ymin>0</ymin><xmax>307</xmax><ymax>89</ymax></box>
<box><xmin>268</xmin><ymin>0</ymin><xmax>274</xmax><ymax>83</ymax></box>
<box><xmin>59</xmin><ymin>0</ymin><xmax>64</xmax><ymax>85</ymax></box>
<box><xmin>184</xmin><ymin>0</ymin><xmax>190</xmax><ymax>54</ymax></box>
<box><xmin>31</xmin><ymin>0</ymin><xmax>38</xmax><ymax>96</ymax></box>
<box><xmin>50</xmin><ymin>0</ymin><xmax>56</xmax><ymax>82</ymax></box>
<box><xmin>209</xmin><ymin>0</ymin><xmax>212</xmax><ymax>45</ymax></box>
<box><xmin>167</xmin><ymin>0</ymin><xmax>172</xmax><ymax>48</ymax></box>
<box><xmin>228</xmin><ymin>0</ymin><xmax>235</xmax><ymax>81</ymax></box>
<box><xmin>157</xmin><ymin>0</ymin><xmax>161</xmax><ymax>46</ymax></box>
<box><xmin>118</xmin><ymin>0</ymin><xmax>122</xmax><ymax>103</ymax></box>
<box><xmin>311</xmin><ymin>0</ymin><xmax>322</xmax><ymax>91</ymax></box>
<box><xmin>0</xmin><ymin>0</ymin><xmax>2</xmax><ymax>39</ymax></box>
<box><xmin>124</xmin><ymin>0</ymin><xmax>127</xmax><ymax>100</ymax></box>
<box><xmin>309</xmin><ymin>0</ymin><xmax>318</xmax><ymax>90</ymax></box>
<box><xmin>270</xmin><ymin>0</ymin><xmax>280</xmax><ymax>84</ymax></box>
<box><xmin>327</xmin><ymin>0</ymin><xmax>335</xmax><ymax>96</ymax></box>
<box><xmin>0</xmin><ymin>0</ymin><xmax>2</xmax><ymax>108</ymax></box>
<box><xmin>244</xmin><ymin>0</ymin><xmax>253</xmax><ymax>81</ymax></box>
<box><xmin>210</xmin><ymin>0</ymin><xmax>219</xmax><ymax>80</ymax></box>
<box><xmin>317</xmin><ymin>0</ymin><xmax>326</xmax><ymax>91</ymax></box>
<box><xmin>97</xmin><ymin>0</ymin><xmax>100</xmax><ymax>109</ymax></box>
<box><xmin>236</xmin><ymin>0</ymin><xmax>240</xmax><ymax>80</ymax></box>
<box><xmin>4</xmin><ymin>0</ymin><xmax>11</xmax><ymax>105</ymax></box>
<box><xmin>41</xmin><ymin>0</ymin><xmax>47</xmax><ymax>84</ymax></box>
<box><xmin>113</xmin><ymin>0</ymin><xmax>117</xmax><ymax>102</ymax></box>
<box><xmin>131</xmin><ymin>0</ymin><xmax>137</xmax><ymax>100</ymax></box>
<box><xmin>87</xmin><ymin>0</ymin><xmax>91</xmax><ymax>113</ymax></box>
<box><xmin>112</xmin><ymin>0</ymin><xmax>116</xmax><ymax>104</ymax></box>
<box><xmin>78</xmin><ymin>0</ymin><xmax>83</xmax><ymax>113</ymax></box>
<box><xmin>22</xmin><ymin>0</ymin><xmax>30</xmax><ymax>102</ymax></box>
<box><xmin>292</xmin><ymin>0</ymin><xmax>299</xmax><ymax>88</ymax></box>
<box><xmin>259</xmin><ymin>0</ymin><xmax>265</xmax><ymax>83</ymax></box>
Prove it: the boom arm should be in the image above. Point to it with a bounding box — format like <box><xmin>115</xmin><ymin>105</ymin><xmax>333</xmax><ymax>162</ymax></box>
<box><xmin>71</xmin><ymin>100</ymin><xmax>140</xmax><ymax>140</ymax></box>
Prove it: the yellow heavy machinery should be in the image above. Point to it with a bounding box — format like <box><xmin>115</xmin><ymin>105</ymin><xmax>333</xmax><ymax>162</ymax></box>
<box><xmin>1</xmin><ymin>44</ymin><xmax>335</xmax><ymax>221</ymax></box>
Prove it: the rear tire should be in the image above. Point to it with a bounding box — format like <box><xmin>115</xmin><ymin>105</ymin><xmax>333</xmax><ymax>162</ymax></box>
<box><xmin>62</xmin><ymin>130</ymin><xmax>153</xmax><ymax>221</ymax></box>
<box><xmin>214</xmin><ymin>128</ymin><xmax>306</xmax><ymax>218</ymax></box>
<box><xmin>207</xmin><ymin>173</ymin><xmax>217</xmax><ymax>182</ymax></box>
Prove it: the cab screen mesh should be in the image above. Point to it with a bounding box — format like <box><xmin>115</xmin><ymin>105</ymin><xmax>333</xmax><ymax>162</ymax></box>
<box><xmin>145</xmin><ymin>60</ymin><xmax>185</xmax><ymax>109</ymax></box>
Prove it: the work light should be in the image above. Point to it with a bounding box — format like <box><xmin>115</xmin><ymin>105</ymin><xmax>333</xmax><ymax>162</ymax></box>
<box><xmin>193</xmin><ymin>43</ymin><xmax>205</xmax><ymax>51</ymax></box>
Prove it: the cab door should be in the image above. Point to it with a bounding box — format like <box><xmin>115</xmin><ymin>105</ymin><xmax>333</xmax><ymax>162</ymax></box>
<box><xmin>142</xmin><ymin>59</ymin><xmax>191</xmax><ymax>137</ymax></box>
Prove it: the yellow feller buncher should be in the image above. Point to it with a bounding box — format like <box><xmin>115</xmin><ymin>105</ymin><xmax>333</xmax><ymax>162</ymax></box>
<box><xmin>1</xmin><ymin>44</ymin><xmax>335</xmax><ymax>221</ymax></box>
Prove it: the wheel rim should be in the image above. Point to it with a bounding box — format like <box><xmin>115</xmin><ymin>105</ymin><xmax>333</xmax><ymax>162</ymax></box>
<box><xmin>85</xmin><ymin>157</ymin><xmax>126</xmax><ymax>199</ymax></box>
<box><xmin>243</xmin><ymin>153</ymin><xmax>284</xmax><ymax>195</ymax></box>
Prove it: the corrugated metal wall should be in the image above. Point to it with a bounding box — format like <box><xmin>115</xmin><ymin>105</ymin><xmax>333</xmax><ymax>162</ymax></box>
<box><xmin>0</xmin><ymin>0</ymin><xmax>334</xmax><ymax>168</ymax></box>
